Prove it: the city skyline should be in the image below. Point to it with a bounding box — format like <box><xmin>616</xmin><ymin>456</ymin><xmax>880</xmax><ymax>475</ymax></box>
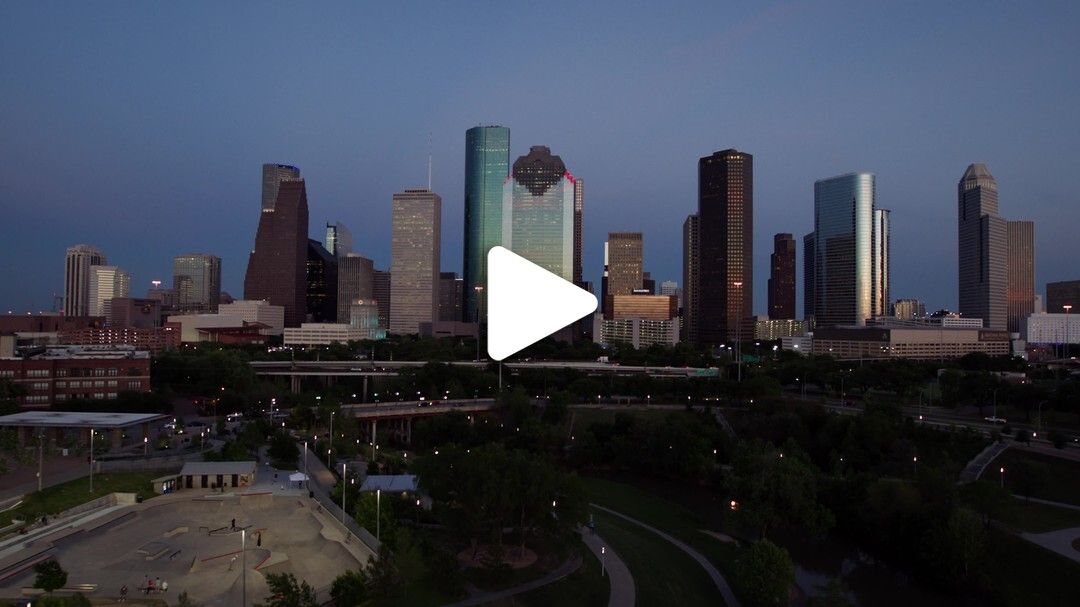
<box><xmin>3</xmin><ymin>3</ymin><xmax>1079</xmax><ymax>315</ymax></box>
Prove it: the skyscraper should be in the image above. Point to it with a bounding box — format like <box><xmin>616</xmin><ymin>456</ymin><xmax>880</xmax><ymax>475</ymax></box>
<box><xmin>502</xmin><ymin>146</ymin><xmax>576</xmax><ymax>281</ymax></box>
<box><xmin>306</xmin><ymin>240</ymin><xmax>338</xmax><ymax>323</ymax></box>
<box><xmin>373</xmin><ymin>270</ymin><xmax>391</xmax><ymax>330</ymax></box>
<box><xmin>336</xmin><ymin>254</ymin><xmax>375</xmax><ymax>323</ymax></box>
<box><xmin>697</xmin><ymin>149</ymin><xmax>753</xmax><ymax>344</ymax></box>
<box><xmin>958</xmin><ymin>163</ymin><xmax>1007</xmax><ymax>330</ymax></box>
<box><xmin>324</xmin><ymin>222</ymin><xmax>353</xmax><ymax>258</ymax></box>
<box><xmin>803</xmin><ymin>232</ymin><xmax>815</xmax><ymax>322</ymax></box>
<box><xmin>892</xmin><ymin>298</ymin><xmax>927</xmax><ymax>320</ymax></box>
<box><xmin>88</xmin><ymin>266</ymin><xmax>130</xmax><ymax>320</ymax></box>
<box><xmin>64</xmin><ymin>245</ymin><xmax>106</xmax><ymax>317</ymax></box>
<box><xmin>262</xmin><ymin>163</ymin><xmax>301</xmax><ymax>212</ymax></box>
<box><xmin>682</xmin><ymin>215</ymin><xmax>700</xmax><ymax>343</ymax></box>
<box><xmin>873</xmin><ymin>209</ymin><xmax>891</xmax><ymax>318</ymax></box>
<box><xmin>812</xmin><ymin>173</ymin><xmax>876</xmax><ymax>327</ymax></box>
<box><xmin>462</xmin><ymin>126</ymin><xmax>510</xmax><ymax>322</ymax></box>
<box><xmin>574</xmin><ymin>179</ymin><xmax>584</xmax><ymax>286</ymax></box>
<box><xmin>438</xmin><ymin>272</ymin><xmax>464</xmax><ymax>322</ymax></box>
<box><xmin>244</xmin><ymin>175</ymin><xmax>309</xmax><ymax>327</ymax></box>
<box><xmin>172</xmin><ymin>254</ymin><xmax>221</xmax><ymax>314</ymax></box>
<box><xmin>390</xmin><ymin>189</ymin><xmax>441</xmax><ymax>334</ymax></box>
<box><xmin>605</xmin><ymin>232</ymin><xmax>644</xmax><ymax>314</ymax></box>
<box><xmin>1006</xmin><ymin>220</ymin><xmax>1035</xmax><ymax>333</ymax></box>
<box><xmin>768</xmin><ymin>233</ymin><xmax>796</xmax><ymax>320</ymax></box>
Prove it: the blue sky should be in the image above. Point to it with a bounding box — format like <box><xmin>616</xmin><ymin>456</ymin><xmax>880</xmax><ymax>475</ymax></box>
<box><xmin>2</xmin><ymin>1</ymin><xmax>1078</xmax><ymax>315</ymax></box>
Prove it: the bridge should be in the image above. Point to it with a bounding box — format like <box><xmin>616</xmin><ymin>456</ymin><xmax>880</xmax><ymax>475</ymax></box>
<box><xmin>341</xmin><ymin>399</ymin><xmax>499</xmax><ymax>445</ymax></box>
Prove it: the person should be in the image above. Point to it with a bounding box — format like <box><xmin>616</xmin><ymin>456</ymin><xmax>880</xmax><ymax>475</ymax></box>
<box><xmin>231</xmin><ymin>518</ymin><xmax>236</xmax><ymax>530</ymax></box>
<box><xmin>147</xmin><ymin>577</ymin><xmax>155</xmax><ymax>594</ymax></box>
<box><xmin>161</xmin><ymin>579</ymin><xmax>168</xmax><ymax>593</ymax></box>
<box><xmin>119</xmin><ymin>584</ymin><xmax>128</xmax><ymax>602</ymax></box>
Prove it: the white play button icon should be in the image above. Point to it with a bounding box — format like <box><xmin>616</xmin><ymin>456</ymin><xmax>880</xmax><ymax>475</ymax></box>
<box><xmin>486</xmin><ymin>246</ymin><xmax>598</xmax><ymax>361</ymax></box>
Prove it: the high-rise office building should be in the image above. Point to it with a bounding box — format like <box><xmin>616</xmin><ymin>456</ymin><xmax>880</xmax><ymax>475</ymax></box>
<box><xmin>697</xmin><ymin>149</ymin><xmax>753</xmax><ymax>344</ymax></box>
<box><xmin>244</xmin><ymin>176</ymin><xmax>309</xmax><ymax>327</ymax></box>
<box><xmin>606</xmin><ymin>232</ymin><xmax>643</xmax><ymax>310</ymax></box>
<box><xmin>336</xmin><ymin>254</ymin><xmax>375</xmax><ymax>324</ymax></box>
<box><xmin>682</xmin><ymin>215</ymin><xmax>700</xmax><ymax>343</ymax></box>
<box><xmin>88</xmin><ymin>266</ymin><xmax>130</xmax><ymax>320</ymax></box>
<box><xmin>172</xmin><ymin>254</ymin><xmax>221</xmax><ymax>314</ymax></box>
<box><xmin>642</xmin><ymin>272</ymin><xmax>656</xmax><ymax>295</ymax></box>
<box><xmin>64</xmin><ymin>245</ymin><xmax>106</xmax><ymax>317</ymax></box>
<box><xmin>1047</xmin><ymin>280</ymin><xmax>1080</xmax><ymax>314</ymax></box>
<box><xmin>261</xmin><ymin>163</ymin><xmax>301</xmax><ymax>212</ymax></box>
<box><xmin>660</xmin><ymin>280</ymin><xmax>679</xmax><ymax>297</ymax></box>
<box><xmin>390</xmin><ymin>189</ymin><xmax>441</xmax><ymax>334</ymax></box>
<box><xmin>438</xmin><ymin>272</ymin><xmax>464</xmax><ymax>322</ymax></box>
<box><xmin>1006</xmin><ymin>220</ymin><xmax>1035</xmax><ymax>333</ymax></box>
<box><xmin>502</xmin><ymin>146</ymin><xmax>576</xmax><ymax>281</ymax></box>
<box><xmin>812</xmin><ymin>173</ymin><xmax>876</xmax><ymax>327</ymax></box>
<box><xmin>325</xmin><ymin>222</ymin><xmax>353</xmax><ymax>258</ymax></box>
<box><xmin>373</xmin><ymin>270</ymin><xmax>391</xmax><ymax>330</ymax></box>
<box><xmin>958</xmin><ymin>163</ymin><xmax>1007</xmax><ymax>330</ymax></box>
<box><xmin>873</xmin><ymin>209</ymin><xmax>891</xmax><ymax>318</ymax></box>
<box><xmin>462</xmin><ymin>125</ymin><xmax>511</xmax><ymax>322</ymax></box>
<box><xmin>306</xmin><ymin>240</ymin><xmax>338</xmax><ymax>323</ymax></box>
<box><xmin>768</xmin><ymin>233</ymin><xmax>796</xmax><ymax>320</ymax></box>
<box><xmin>803</xmin><ymin>232</ymin><xmax>815</xmax><ymax>322</ymax></box>
<box><xmin>574</xmin><ymin>179</ymin><xmax>584</xmax><ymax>286</ymax></box>
<box><xmin>892</xmin><ymin>298</ymin><xmax>927</xmax><ymax>320</ymax></box>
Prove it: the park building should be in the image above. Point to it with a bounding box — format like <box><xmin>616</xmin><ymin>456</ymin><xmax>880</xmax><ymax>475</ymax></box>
<box><xmin>811</xmin><ymin>325</ymin><xmax>1010</xmax><ymax>360</ymax></box>
<box><xmin>174</xmin><ymin>461</ymin><xmax>257</xmax><ymax>491</ymax></box>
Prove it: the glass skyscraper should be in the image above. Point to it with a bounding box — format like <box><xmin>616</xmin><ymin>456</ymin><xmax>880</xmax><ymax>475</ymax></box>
<box><xmin>812</xmin><ymin>173</ymin><xmax>876</xmax><ymax>327</ymax></box>
<box><xmin>173</xmin><ymin>253</ymin><xmax>221</xmax><ymax>314</ymax></box>
<box><xmin>502</xmin><ymin>146</ymin><xmax>576</xmax><ymax>282</ymax></box>
<box><xmin>462</xmin><ymin>125</ymin><xmax>510</xmax><ymax>322</ymax></box>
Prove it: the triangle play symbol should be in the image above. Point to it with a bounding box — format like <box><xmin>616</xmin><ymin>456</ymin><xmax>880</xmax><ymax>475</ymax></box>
<box><xmin>487</xmin><ymin>246</ymin><xmax>598</xmax><ymax>361</ymax></box>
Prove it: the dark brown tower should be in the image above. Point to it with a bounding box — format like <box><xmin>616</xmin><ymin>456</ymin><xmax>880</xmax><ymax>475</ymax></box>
<box><xmin>244</xmin><ymin>178</ymin><xmax>309</xmax><ymax>327</ymax></box>
<box><xmin>697</xmin><ymin>149</ymin><xmax>753</xmax><ymax>345</ymax></box>
<box><xmin>769</xmin><ymin>233</ymin><xmax>796</xmax><ymax>319</ymax></box>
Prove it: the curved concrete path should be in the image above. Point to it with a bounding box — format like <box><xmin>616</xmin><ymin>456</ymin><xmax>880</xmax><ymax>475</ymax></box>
<box><xmin>592</xmin><ymin>503</ymin><xmax>741</xmax><ymax>607</ymax></box>
<box><xmin>581</xmin><ymin>528</ymin><xmax>635</xmax><ymax>607</ymax></box>
<box><xmin>441</xmin><ymin>554</ymin><xmax>581</xmax><ymax>607</ymax></box>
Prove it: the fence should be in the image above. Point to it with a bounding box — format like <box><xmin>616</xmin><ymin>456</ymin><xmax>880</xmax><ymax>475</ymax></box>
<box><xmin>308</xmin><ymin>481</ymin><xmax>381</xmax><ymax>556</ymax></box>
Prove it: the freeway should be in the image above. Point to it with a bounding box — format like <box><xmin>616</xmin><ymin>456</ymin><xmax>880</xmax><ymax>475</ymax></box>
<box><xmin>250</xmin><ymin>359</ymin><xmax>716</xmax><ymax>378</ymax></box>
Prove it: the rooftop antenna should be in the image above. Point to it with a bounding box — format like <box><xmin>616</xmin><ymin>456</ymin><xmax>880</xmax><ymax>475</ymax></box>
<box><xmin>427</xmin><ymin>131</ymin><xmax>433</xmax><ymax>191</ymax></box>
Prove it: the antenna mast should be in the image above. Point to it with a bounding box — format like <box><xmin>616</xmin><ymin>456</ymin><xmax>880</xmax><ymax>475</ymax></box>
<box><xmin>427</xmin><ymin>132</ymin><xmax>432</xmax><ymax>190</ymax></box>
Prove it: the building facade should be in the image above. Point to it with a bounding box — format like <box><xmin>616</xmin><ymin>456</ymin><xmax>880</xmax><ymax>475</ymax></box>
<box><xmin>682</xmin><ymin>214</ymin><xmax>700</xmax><ymax>343</ymax></box>
<box><xmin>605</xmin><ymin>232</ymin><xmax>644</xmax><ymax>316</ymax></box>
<box><xmin>172</xmin><ymin>254</ymin><xmax>221</xmax><ymax>314</ymax></box>
<box><xmin>462</xmin><ymin>125</ymin><xmax>511</xmax><ymax>323</ymax></box>
<box><xmin>768</xmin><ymin>233</ymin><xmax>796</xmax><ymax>320</ymax></box>
<box><xmin>107</xmin><ymin>298</ymin><xmax>161</xmax><ymax>328</ymax></box>
<box><xmin>390</xmin><ymin>189</ymin><xmax>441</xmax><ymax>335</ymax></box>
<box><xmin>89</xmin><ymin>266</ymin><xmax>130</xmax><ymax>321</ymax></box>
<box><xmin>261</xmin><ymin>163</ymin><xmax>301</xmax><ymax>212</ymax></box>
<box><xmin>803</xmin><ymin>232</ymin><xmax>815</xmax><ymax>322</ymax></box>
<box><xmin>438</xmin><ymin>272</ymin><xmax>464</xmax><ymax>322</ymax></box>
<box><xmin>812</xmin><ymin>326</ymin><xmax>1010</xmax><ymax>360</ymax></box>
<box><xmin>697</xmin><ymin>149</ymin><xmax>753</xmax><ymax>345</ymax></box>
<box><xmin>64</xmin><ymin>245</ymin><xmax>107</xmax><ymax>317</ymax></box>
<box><xmin>892</xmin><ymin>298</ymin><xmax>927</xmax><ymax>320</ymax></box>
<box><xmin>574</xmin><ymin>179</ymin><xmax>585</xmax><ymax>286</ymax></box>
<box><xmin>958</xmin><ymin>163</ymin><xmax>1007</xmax><ymax>330</ymax></box>
<box><xmin>873</xmin><ymin>209</ymin><xmax>891</xmax><ymax>318</ymax></box>
<box><xmin>217</xmin><ymin>300</ymin><xmax>285</xmax><ymax>335</ymax></box>
<box><xmin>348</xmin><ymin>300</ymin><xmax>385</xmax><ymax>339</ymax></box>
<box><xmin>1023</xmin><ymin>313</ymin><xmax>1080</xmax><ymax>345</ymax></box>
<box><xmin>283</xmin><ymin>323</ymin><xmax>369</xmax><ymax>346</ymax></box>
<box><xmin>324</xmin><ymin>221</ymin><xmax>353</xmax><ymax>258</ymax></box>
<box><xmin>753</xmin><ymin>317</ymin><xmax>809</xmax><ymax>340</ymax></box>
<box><xmin>336</xmin><ymin>254</ymin><xmax>375</xmax><ymax>324</ymax></box>
<box><xmin>244</xmin><ymin>176</ymin><xmax>309</xmax><ymax>327</ymax></box>
<box><xmin>306</xmin><ymin>240</ymin><xmax>338</xmax><ymax>323</ymax></box>
<box><xmin>0</xmin><ymin>345</ymin><xmax>151</xmax><ymax>409</ymax></box>
<box><xmin>1006</xmin><ymin>220</ymin><xmax>1035</xmax><ymax>334</ymax></box>
<box><xmin>812</xmin><ymin>173</ymin><xmax>877</xmax><ymax>327</ymax></box>
<box><xmin>373</xmin><ymin>270</ymin><xmax>391</xmax><ymax>330</ymax></box>
<box><xmin>502</xmin><ymin>146</ymin><xmax>576</xmax><ymax>281</ymax></box>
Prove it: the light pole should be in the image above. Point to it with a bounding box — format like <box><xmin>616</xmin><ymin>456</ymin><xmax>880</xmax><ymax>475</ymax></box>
<box><xmin>328</xmin><ymin>411</ymin><xmax>335</xmax><ymax>470</ymax></box>
<box><xmin>1064</xmin><ymin>304</ymin><xmax>1073</xmax><ymax>359</ymax></box>
<box><xmin>241</xmin><ymin>528</ymin><xmax>247</xmax><ymax>607</ymax></box>
<box><xmin>912</xmin><ymin>455</ymin><xmax>918</xmax><ymax>476</ymax></box>
<box><xmin>143</xmin><ymin>436</ymin><xmax>148</xmax><ymax>456</ymax></box>
<box><xmin>89</xmin><ymin>429</ymin><xmax>94</xmax><ymax>493</ymax></box>
<box><xmin>303</xmin><ymin>441</ymin><xmax>309</xmax><ymax>490</ymax></box>
<box><xmin>37</xmin><ymin>431</ymin><xmax>43</xmax><ymax>492</ymax></box>
<box><xmin>341</xmin><ymin>463</ymin><xmax>347</xmax><ymax>526</ymax></box>
<box><xmin>999</xmin><ymin>466</ymin><xmax>1005</xmax><ymax>489</ymax></box>
<box><xmin>376</xmin><ymin>488</ymin><xmax>381</xmax><ymax>543</ymax></box>
<box><xmin>601</xmin><ymin>545</ymin><xmax>606</xmax><ymax>577</ymax></box>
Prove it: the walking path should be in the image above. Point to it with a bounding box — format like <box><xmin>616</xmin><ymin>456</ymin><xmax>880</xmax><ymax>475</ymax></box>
<box><xmin>592</xmin><ymin>503</ymin><xmax>742</xmax><ymax>607</ymax></box>
<box><xmin>1011</xmin><ymin>495</ymin><xmax>1080</xmax><ymax>512</ymax></box>
<box><xmin>1019</xmin><ymin>526</ymin><xmax>1080</xmax><ymax>564</ymax></box>
<box><xmin>440</xmin><ymin>554</ymin><xmax>582</xmax><ymax>607</ymax></box>
<box><xmin>581</xmin><ymin>528</ymin><xmax>635</xmax><ymax>607</ymax></box>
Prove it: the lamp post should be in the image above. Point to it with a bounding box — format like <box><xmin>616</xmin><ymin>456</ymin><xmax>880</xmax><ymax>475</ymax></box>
<box><xmin>1000</xmin><ymin>466</ymin><xmax>1005</xmax><ymax>489</ymax></box>
<box><xmin>303</xmin><ymin>441</ymin><xmax>309</xmax><ymax>490</ymax></box>
<box><xmin>376</xmin><ymin>488</ymin><xmax>381</xmax><ymax>543</ymax></box>
<box><xmin>601</xmin><ymin>545</ymin><xmax>606</xmax><ymax>577</ymax></box>
<box><xmin>241</xmin><ymin>528</ymin><xmax>247</xmax><ymax>607</ymax></box>
<box><xmin>143</xmin><ymin>436</ymin><xmax>148</xmax><ymax>456</ymax></box>
<box><xmin>89</xmin><ymin>428</ymin><xmax>94</xmax><ymax>493</ymax></box>
<box><xmin>37</xmin><ymin>431</ymin><xmax>43</xmax><ymax>492</ymax></box>
<box><xmin>913</xmin><ymin>455</ymin><xmax>918</xmax><ymax>476</ymax></box>
<box><xmin>328</xmin><ymin>411</ymin><xmax>335</xmax><ymax>470</ymax></box>
<box><xmin>1065</xmin><ymin>304</ymin><xmax>1073</xmax><ymax>359</ymax></box>
<box><xmin>341</xmin><ymin>463</ymin><xmax>347</xmax><ymax>526</ymax></box>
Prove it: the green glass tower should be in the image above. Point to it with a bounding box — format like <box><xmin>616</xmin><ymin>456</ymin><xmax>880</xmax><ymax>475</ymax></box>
<box><xmin>463</xmin><ymin>125</ymin><xmax>511</xmax><ymax>322</ymax></box>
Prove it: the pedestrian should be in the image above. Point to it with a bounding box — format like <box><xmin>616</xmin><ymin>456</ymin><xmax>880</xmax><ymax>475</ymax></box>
<box><xmin>257</xmin><ymin>531</ymin><xmax>262</xmax><ymax>547</ymax></box>
<box><xmin>161</xmin><ymin>579</ymin><xmax>168</xmax><ymax>593</ymax></box>
<box><xmin>148</xmin><ymin>578</ymin><xmax>156</xmax><ymax>594</ymax></box>
<box><xmin>120</xmin><ymin>584</ymin><xmax>127</xmax><ymax>602</ymax></box>
<box><xmin>231</xmin><ymin>518</ymin><xmax>236</xmax><ymax>530</ymax></box>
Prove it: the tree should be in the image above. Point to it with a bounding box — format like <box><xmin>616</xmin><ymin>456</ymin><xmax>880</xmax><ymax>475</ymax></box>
<box><xmin>33</xmin><ymin>559</ymin><xmax>68</xmax><ymax>595</ymax></box>
<box><xmin>734</xmin><ymin>539</ymin><xmax>795</xmax><ymax>607</ymax></box>
<box><xmin>256</xmin><ymin>572</ymin><xmax>318</xmax><ymax>607</ymax></box>
<box><xmin>731</xmin><ymin>441</ymin><xmax>834</xmax><ymax>539</ymax></box>
<box><xmin>268</xmin><ymin>432</ymin><xmax>299</xmax><ymax>464</ymax></box>
<box><xmin>946</xmin><ymin>507</ymin><xmax>987</xmax><ymax>580</ymax></box>
<box><xmin>807</xmin><ymin>579</ymin><xmax>853</xmax><ymax>607</ymax></box>
<box><xmin>329</xmin><ymin>569</ymin><xmax>369</xmax><ymax>606</ymax></box>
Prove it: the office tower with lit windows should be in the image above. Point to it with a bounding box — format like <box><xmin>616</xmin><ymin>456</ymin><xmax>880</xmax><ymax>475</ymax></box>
<box><xmin>803</xmin><ymin>232</ymin><xmax>815</xmax><ymax>322</ymax></box>
<box><xmin>373</xmin><ymin>270</ymin><xmax>391</xmax><ymax>329</ymax></box>
<box><xmin>697</xmin><ymin>149</ymin><xmax>753</xmax><ymax>344</ymax></box>
<box><xmin>682</xmin><ymin>214</ymin><xmax>700</xmax><ymax>343</ymax></box>
<box><xmin>502</xmin><ymin>146</ymin><xmax>576</xmax><ymax>281</ymax></box>
<box><xmin>64</xmin><ymin>245</ymin><xmax>107</xmax><ymax>317</ymax></box>
<box><xmin>768</xmin><ymin>233</ymin><xmax>796</xmax><ymax>320</ymax></box>
<box><xmin>172</xmin><ymin>254</ymin><xmax>221</xmax><ymax>314</ymax></box>
<box><xmin>892</xmin><ymin>298</ymin><xmax>927</xmax><ymax>320</ymax></box>
<box><xmin>439</xmin><ymin>272</ymin><xmax>464</xmax><ymax>322</ymax></box>
<box><xmin>574</xmin><ymin>179</ymin><xmax>584</xmax><ymax>286</ymax></box>
<box><xmin>1006</xmin><ymin>220</ymin><xmax>1035</xmax><ymax>333</ymax></box>
<box><xmin>244</xmin><ymin>174</ymin><xmax>309</xmax><ymax>327</ymax></box>
<box><xmin>390</xmin><ymin>189</ymin><xmax>441</xmax><ymax>334</ymax></box>
<box><xmin>462</xmin><ymin>125</ymin><xmax>510</xmax><ymax>322</ymax></box>
<box><xmin>88</xmin><ymin>266</ymin><xmax>130</xmax><ymax>320</ymax></box>
<box><xmin>604</xmin><ymin>232</ymin><xmax>644</xmax><ymax>317</ymax></box>
<box><xmin>873</xmin><ymin>209</ymin><xmax>891</xmax><ymax>318</ymax></box>
<box><xmin>812</xmin><ymin>173</ymin><xmax>876</xmax><ymax>327</ymax></box>
<box><xmin>325</xmin><ymin>222</ymin><xmax>353</xmax><ymax>258</ymax></box>
<box><xmin>336</xmin><ymin>254</ymin><xmax>375</xmax><ymax>323</ymax></box>
<box><xmin>957</xmin><ymin>163</ymin><xmax>1007</xmax><ymax>330</ymax></box>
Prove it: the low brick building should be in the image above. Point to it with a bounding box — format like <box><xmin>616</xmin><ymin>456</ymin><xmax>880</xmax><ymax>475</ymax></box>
<box><xmin>0</xmin><ymin>344</ymin><xmax>151</xmax><ymax>409</ymax></box>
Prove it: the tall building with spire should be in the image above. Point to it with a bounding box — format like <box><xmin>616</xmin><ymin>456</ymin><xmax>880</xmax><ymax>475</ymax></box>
<box><xmin>502</xmin><ymin>146</ymin><xmax>576</xmax><ymax>281</ymax></box>
<box><xmin>768</xmin><ymin>233</ymin><xmax>796</xmax><ymax>320</ymax></box>
<box><xmin>697</xmin><ymin>149</ymin><xmax>753</xmax><ymax>344</ymax></box>
<box><xmin>64</xmin><ymin>245</ymin><xmax>106</xmax><ymax>316</ymax></box>
<box><xmin>244</xmin><ymin>170</ymin><xmax>309</xmax><ymax>327</ymax></box>
<box><xmin>462</xmin><ymin>126</ymin><xmax>510</xmax><ymax>322</ymax></box>
<box><xmin>958</xmin><ymin>163</ymin><xmax>1007</xmax><ymax>330</ymax></box>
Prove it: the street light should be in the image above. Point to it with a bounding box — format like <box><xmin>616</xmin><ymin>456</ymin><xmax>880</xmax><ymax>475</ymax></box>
<box><xmin>143</xmin><ymin>436</ymin><xmax>148</xmax><ymax>456</ymax></box>
<box><xmin>89</xmin><ymin>428</ymin><xmax>95</xmax><ymax>493</ymax></box>
<box><xmin>1000</xmin><ymin>466</ymin><xmax>1005</xmax><ymax>489</ymax></box>
<box><xmin>1065</xmin><ymin>304</ymin><xmax>1073</xmax><ymax>359</ymax></box>
<box><xmin>341</xmin><ymin>463</ymin><xmax>347</xmax><ymax>526</ymax></box>
<box><xmin>376</xmin><ymin>488</ymin><xmax>382</xmax><ymax>543</ymax></box>
<box><xmin>303</xmin><ymin>441</ymin><xmax>309</xmax><ymax>490</ymax></box>
<box><xmin>241</xmin><ymin>528</ymin><xmax>247</xmax><ymax>607</ymax></box>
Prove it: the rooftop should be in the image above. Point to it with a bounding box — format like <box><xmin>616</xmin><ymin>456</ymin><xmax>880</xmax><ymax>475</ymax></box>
<box><xmin>0</xmin><ymin>411</ymin><xmax>169</xmax><ymax>429</ymax></box>
<box><xmin>359</xmin><ymin>474</ymin><xmax>418</xmax><ymax>493</ymax></box>
<box><xmin>179</xmin><ymin>461</ymin><xmax>257</xmax><ymax>476</ymax></box>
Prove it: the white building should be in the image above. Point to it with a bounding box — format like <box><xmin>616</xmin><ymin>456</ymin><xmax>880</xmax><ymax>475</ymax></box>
<box><xmin>782</xmin><ymin>334</ymin><xmax>813</xmax><ymax>354</ymax></box>
<box><xmin>283</xmin><ymin>323</ymin><xmax>367</xmax><ymax>346</ymax></box>
<box><xmin>166</xmin><ymin>314</ymin><xmax>247</xmax><ymax>343</ymax></box>
<box><xmin>89</xmin><ymin>266</ymin><xmax>130</xmax><ymax>321</ymax></box>
<box><xmin>218</xmin><ymin>300</ymin><xmax>285</xmax><ymax>335</ymax></box>
<box><xmin>593</xmin><ymin>316</ymin><xmax>680</xmax><ymax>349</ymax></box>
<box><xmin>1024</xmin><ymin>313</ymin><xmax>1080</xmax><ymax>344</ymax></box>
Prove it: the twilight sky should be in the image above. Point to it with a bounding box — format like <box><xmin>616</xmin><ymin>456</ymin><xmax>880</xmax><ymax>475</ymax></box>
<box><xmin>2</xmin><ymin>1</ymin><xmax>1079</xmax><ymax>316</ymax></box>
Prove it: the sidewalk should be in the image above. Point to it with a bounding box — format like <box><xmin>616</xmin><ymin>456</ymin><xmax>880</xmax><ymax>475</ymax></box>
<box><xmin>581</xmin><ymin>528</ymin><xmax>635</xmax><ymax>607</ymax></box>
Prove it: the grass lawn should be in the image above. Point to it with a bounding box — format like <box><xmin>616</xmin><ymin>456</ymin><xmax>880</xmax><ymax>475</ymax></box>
<box><xmin>982</xmin><ymin>449</ymin><xmax>1080</xmax><ymax>506</ymax></box>
<box><xmin>984</xmin><ymin>528</ymin><xmax>1080</xmax><ymax>607</ymax></box>
<box><xmin>0</xmin><ymin>471</ymin><xmax>158</xmax><ymax>528</ymax></box>
<box><xmin>591</xmin><ymin>506</ymin><xmax>722</xmax><ymax>607</ymax></box>
<box><xmin>482</xmin><ymin>545</ymin><xmax>609</xmax><ymax>607</ymax></box>
<box><xmin>1004</xmin><ymin>498</ymin><xmax>1080</xmax><ymax>533</ymax></box>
